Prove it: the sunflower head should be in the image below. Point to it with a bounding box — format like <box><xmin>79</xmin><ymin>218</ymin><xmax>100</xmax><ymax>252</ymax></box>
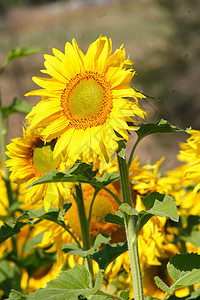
<box><xmin>67</xmin><ymin>183</ymin><xmax>125</xmax><ymax>243</ymax></box>
<box><xmin>6</xmin><ymin>127</ymin><xmax>72</xmax><ymax>211</ymax></box>
<box><xmin>25</xmin><ymin>36</ymin><xmax>146</xmax><ymax>165</ymax></box>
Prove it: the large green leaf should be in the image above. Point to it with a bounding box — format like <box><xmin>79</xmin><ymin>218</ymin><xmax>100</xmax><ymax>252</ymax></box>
<box><xmin>0</xmin><ymin>98</ymin><xmax>32</xmax><ymax>117</ymax></box>
<box><xmin>167</xmin><ymin>253</ymin><xmax>200</xmax><ymax>292</ymax></box>
<box><xmin>119</xmin><ymin>203</ymin><xmax>138</xmax><ymax>216</ymax></box>
<box><xmin>0</xmin><ymin>221</ymin><xmax>30</xmax><ymax>244</ymax></box>
<box><xmin>30</xmin><ymin>264</ymin><xmax>103</xmax><ymax>300</ymax></box>
<box><xmin>142</xmin><ymin>192</ymin><xmax>179</xmax><ymax>222</ymax></box>
<box><xmin>62</xmin><ymin>233</ymin><xmax>110</xmax><ymax>257</ymax></box>
<box><xmin>92</xmin><ymin>242</ymin><xmax>128</xmax><ymax>271</ymax></box>
<box><xmin>136</xmin><ymin>119</ymin><xmax>187</xmax><ymax>140</ymax></box>
<box><xmin>17</xmin><ymin>204</ymin><xmax>71</xmax><ymax>230</ymax></box>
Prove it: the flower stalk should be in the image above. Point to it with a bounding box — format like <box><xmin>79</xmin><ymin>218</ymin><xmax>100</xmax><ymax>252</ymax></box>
<box><xmin>74</xmin><ymin>183</ymin><xmax>95</xmax><ymax>287</ymax></box>
<box><xmin>117</xmin><ymin>153</ymin><xmax>144</xmax><ymax>300</ymax></box>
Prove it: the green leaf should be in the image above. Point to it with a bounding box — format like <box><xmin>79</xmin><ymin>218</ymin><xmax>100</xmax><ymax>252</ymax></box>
<box><xmin>18</xmin><ymin>249</ymin><xmax>56</xmax><ymax>277</ymax></box>
<box><xmin>66</xmin><ymin>162</ymin><xmax>98</xmax><ymax>180</ymax></box>
<box><xmin>180</xmin><ymin>230</ymin><xmax>200</xmax><ymax>248</ymax></box>
<box><xmin>91</xmin><ymin>296</ymin><xmax>112</xmax><ymax>300</ymax></box>
<box><xmin>0</xmin><ymin>47</ymin><xmax>44</xmax><ymax>75</ymax></box>
<box><xmin>92</xmin><ymin>242</ymin><xmax>128</xmax><ymax>271</ymax></box>
<box><xmin>104</xmin><ymin>212</ymin><xmax>125</xmax><ymax>227</ymax></box>
<box><xmin>119</xmin><ymin>289</ymin><xmax>129</xmax><ymax>300</ymax></box>
<box><xmin>117</xmin><ymin>140</ymin><xmax>127</xmax><ymax>159</ymax></box>
<box><xmin>136</xmin><ymin>211</ymin><xmax>153</xmax><ymax>236</ymax></box>
<box><xmin>17</xmin><ymin>204</ymin><xmax>71</xmax><ymax>230</ymax></box>
<box><xmin>31</xmin><ymin>264</ymin><xmax>103</xmax><ymax>300</ymax></box>
<box><xmin>0</xmin><ymin>98</ymin><xmax>32</xmax><ymax>117</ymax></box>
<box><xmin>142</xmin><ymin>192</ymin><xmax>179</xmax><ymax>222</ymax></box>
<box><xmin>167</xmin><ymin>253</ymin><xmax>200</xmax><ymax>292</ymax></box>
<box><xmin>119</xmin><ymin>203</ymin><xmax>138</xmax><ymax>216</ymax></box>
<box><xmin>188</xmin><ymin>285</ymin><xmax>200</xmax><ymax>299</ymax></box>
<box><xmin>0</xmin><ymin>260</ymin><xmax>15</xmax><ymax>283</ymax></box>
<box><xmin>154</xmin><ymin>276</ymin><xmax>170</xmax><ymax>293</ymax></box>
<box><xmin>23</xmin><ymin>232</ymin><xmax>44</xmax><ymax>252</ymax></box>
<box><xmin>0</xmin><ymin>221</ymin><xmax>30</xmax><ymax>244</ymax></box>
<box><xmin>136</xmin><ymin>119</ymin><xmax>187</xmax><ymax>141</ymax></box>
<box><xmin>95</xmin><ymin>173</ymin><xmax>119</xmax><ymax>186</ymax></box>
<box><xmin>7</xmin><ymin>289</ymin><xmax>29</xmax><ymax>300</ymax></box>
<box><xmin>62</xmin><ymin>233</ymin><xmax>111</xmax><ymax>257</ymax></box>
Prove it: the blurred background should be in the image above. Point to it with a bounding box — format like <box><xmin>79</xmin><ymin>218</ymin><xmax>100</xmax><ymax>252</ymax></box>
<box><xmin>0</xmin><ymin>0</ymin><xmax>200</xmax><ymax>170</ymax></box>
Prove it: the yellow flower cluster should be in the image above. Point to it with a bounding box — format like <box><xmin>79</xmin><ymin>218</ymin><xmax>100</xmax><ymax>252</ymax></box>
<box><xmin>2</xmin><ymin>36</ymin><xmax>200</xmax><ymax>298</ymax></box>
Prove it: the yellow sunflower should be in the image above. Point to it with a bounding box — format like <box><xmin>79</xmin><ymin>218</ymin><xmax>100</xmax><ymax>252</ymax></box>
<box><xmin>25</xmin><ymin>36</ymin><xmax>146</xmax><ymax>165</ymax></box>
<box><xmin>6</xmin><ymin>127</ymin><xmax>72</xmax><ymax>211</ymax></box>
<box><xmin>178</xmin><ymin>129</ymin><xmax>200</xmax><ymax>193</ymax></box>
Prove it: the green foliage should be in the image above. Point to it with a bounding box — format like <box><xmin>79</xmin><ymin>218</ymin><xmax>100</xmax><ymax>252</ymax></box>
<box><xmin>0</xmin><ymin>221</ymin><xmax>30</xmax><ymax>244</ymax></box>
<box><xmin>119</xmin><ymin>289</ymin><xmax>129</xmax><ymax>300</ymax></box>
<box><xmin>188</xmin><ymin>285</ymin><xmax>200</xmax><ymax>299</ymax></box>
<box><xmin>117</xmin><ymin>140</ymin><xmax>126</xmax><ymax>159</ymax></box>
<box><xmin>0</xmin><ymin>46</ymin><xmax>44</xmax><ymax>75</ymax></box>
<box><xmin>0</xmin><ymin>98</ymin><xmax>32</xmax><ymax>117</ymax></box>
<box><xmin>104</xmin><ymin>212</ymin><xmax>125</xmax><ymax>227</ymax></box>
<box><xmin>92</xmin><ymin>242</ymin><xmax>128</xmax><ymax>271</ymax></box>
<box><xmin>142</xmin><ymin>192</ymin><xmax>179</xmax><ymax>222</ymax></box>
<box><xmin>29</xmin><ymin>264</ymin><xmax>103</xmax><ymax>300</ymax></box>
<box><xmin>119</xmin><ymin>203</ymin><xmax>138</xmax><ymax>216</ymax></box>
<box><xmin>155</xmin><ymin>253</ymin><xmax>200</xmax><ymax>295</ymax></box>
<box><xmin>7</xmin><ymin>289</ymin><xmax>29</xmax><ymax>300</ymax></box>
<box><xmin>62</xmin><ymin>233</ymin><xmax>111</xmax><ymax>257</ymax></box>
<box><xmin>135</xmin><ymin>119</ymin><xmax>187</xmax><ymax>141</ymax></box>
<box><xmin>17</xmin><ymin>203</ymin><xmax>71</xmax><ymax>230</ymax></box>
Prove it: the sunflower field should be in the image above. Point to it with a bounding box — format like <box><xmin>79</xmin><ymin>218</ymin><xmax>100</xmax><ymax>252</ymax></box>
<box><xmin>1</xmin><ymin>5</ymin><xmax>200</xmax><ymax>299</ymax></box>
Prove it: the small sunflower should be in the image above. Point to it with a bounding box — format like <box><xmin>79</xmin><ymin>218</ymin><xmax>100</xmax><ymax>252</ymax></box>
<box><xmin>6</xmin><ymin>127</ymin><xmax>72</xmax><ymax>211</ymax></box>
<box><xmin>25</xmin><ymin>36</ymin><xmax>146</xmax><ymax>165</ymax></box>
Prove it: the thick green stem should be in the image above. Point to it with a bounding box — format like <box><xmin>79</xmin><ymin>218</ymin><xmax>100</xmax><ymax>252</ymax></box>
<box><xmin>75</xmin><ymin>184</ymin><xmax>95</xmax><ymax>287</ymax></box>
<box><xmin>117</xmin><ymin>154</ymin><xmax>144</xmax><ymax>300</ymax></box>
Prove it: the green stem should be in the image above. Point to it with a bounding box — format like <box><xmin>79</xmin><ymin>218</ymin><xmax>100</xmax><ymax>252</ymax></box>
<box><xmin>117</xmin><ymin>153</ymin><xmax>144</xmax><ymax>300</ymax></box>
<box><xmin>97</xmin><ymin>290</ymin><xmax>125</xmax><ymax>300</ymax></box>
<box><xmin>161</xmin><ymin>292</ymin><xmax>169</xmax><ymax>300</ymax></box>
<box><xmin>74</xmin><ymin>184</ymin><xmax>95</xmax><ymax>287</ymax></box>
<box><xmin>128</xmin><ymin>137</ymin><xmax>140</xmax><ymax>168</ymax></box>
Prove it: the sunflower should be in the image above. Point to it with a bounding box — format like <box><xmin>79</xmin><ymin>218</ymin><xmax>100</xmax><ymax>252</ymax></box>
<box><xmin>6</xmin><ymin>127</ymin><xmax>72</xmax><ymax>211</ymax></box>
<box><xmin>25</xmin><ymin>36</ymin><xmax>146</xmax><ymax>165</ymax></box>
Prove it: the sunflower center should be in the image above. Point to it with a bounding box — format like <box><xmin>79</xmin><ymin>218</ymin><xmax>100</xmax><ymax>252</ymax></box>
<box><xmin>32</xmin><ymin>140</ymin><xmax>60</xmax><ymax>176</ymax></box>
<box><xmin>68</xmin><ymin>78</ymin><xmax>104</xmax><ymax>119</ymax></box>
<box><xmin>61</xmin><ymin>71</ymin><xmax>113</xmax><ymax>130</ymax></box>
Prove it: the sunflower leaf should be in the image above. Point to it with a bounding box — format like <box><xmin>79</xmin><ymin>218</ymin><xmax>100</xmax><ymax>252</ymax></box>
<box><xmin>92</xmin><ymin>242</ymin><xmax>128</xmax><ymax>271</ymax></box>
<box><xmin>0</xmin><ymin>221</ymin><xmax>30</xmax><ymax>244</ymax></box>
<box><xmin>66</xmin><ymin>162</ymin><xmax>98</xmax><ymax>180</ymax></box>
<box><xmin>167</xmin><ymin>253</ymin><xmax>200</xmax><ymax>292</ymax></box>
<box><xmin>142</xmin><ymin>191</ymin><xmax>179</xmax><ymax>222</ymax></box>
<box><xmin>136</xmin><ymin>119</ymin><xmax>187</xmax><ymax>141</ymax></box>
<box><xmin>30</xmin><ymin>264</ymin><xmax>103</xmax><ymax>300</ymax></box>
<box><xmin>95</xmin><ymin>173</ymin><xmax>119</xmax><ymax>186</ymax></box>
<box><xmin>0</xmin><ymin>46</ymin><xmax>44</xmax><ymax>75</ymax></box>
<box><xmin>7</xmin><ymin>289</ymin><xmax>29</xmax><ymax>300</ymax></box>
<box><xmin>62</xmin><ymin>233</ymin><xmax>110</xmax><ymax>257</ymax></box>
<box><xmin>180</xmin><ymin>230</ymin><xmax>200</xmax><ymax>248</ymax></box>
<box><xmin>119</xmin><ymin>289</ymin><xmax>129</xmax><ymax>300</ymax></box>
<box><xmin>154</xmin><ymin>276</ymin><xmax>171</xmax><ymax>293</ymax></box>
<box><xmin>119</xmin><ymin>203</ymin><xmax>138</xmax><ymax>216</ymax></box>
<box><xmin>17</xmin><ymin>204</ymin><xmax>71</xmax><ymax>230</ymax></box>
<box><xmin>104</xmin><ymin>212</ymin><xmax>125</xmax><ymax>227</ymax></box>
<box><xmin>0</xmin><ymin>98</ymin><xmax>32</xmax><ymax>117</ymax></box>
<box><xmin>188</xmin><ymin>285</ymin><xmax>200</xmax><ymax>299</ymax></box>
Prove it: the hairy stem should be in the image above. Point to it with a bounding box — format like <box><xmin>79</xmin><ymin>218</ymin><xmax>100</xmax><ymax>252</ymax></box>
<box><xmin>117</xmin><ymin>153</ymin><xmax>144</xmax><ymax>300</ymax></box>
<box><xmin>75</xmin><ymin>184</ymin><xmax>95</xmax><ymax>287</ymax></box>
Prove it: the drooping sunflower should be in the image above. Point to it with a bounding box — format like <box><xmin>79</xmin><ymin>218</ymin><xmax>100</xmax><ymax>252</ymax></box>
<box><xmin>25</xmin><ymin>36</ymin><xmax>146</xmax><ymax>165</ymax></box>
<box><xmin>6</xmin><ymin>127</ymin><xmax>72</xmax><ymax>211</ymax></box>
